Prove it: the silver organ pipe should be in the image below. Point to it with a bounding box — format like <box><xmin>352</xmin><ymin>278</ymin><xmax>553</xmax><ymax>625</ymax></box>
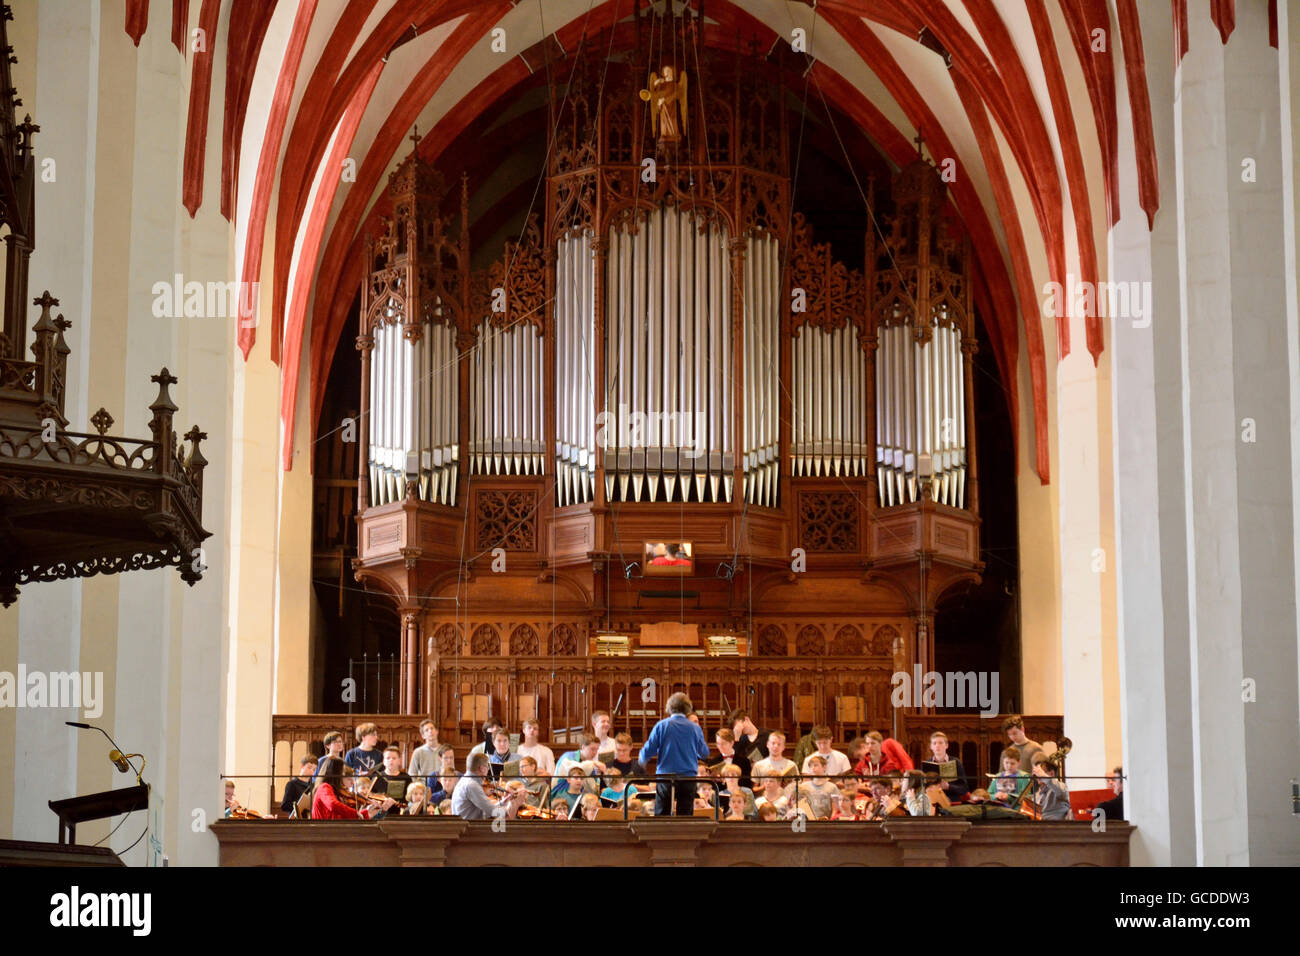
<box><xmin>555</xmin><ymin>230</ymin><xmax>595</xmax><ymax>506</ymax></box>
<box><xmin>470</xmin><ymin>314</ymin><xmax>544</xmax><ymax>478</ymax></box>
<box><xmin>602</xmin><ymin>206</ymin><xmax>733</xmax><ymax>502</ymax></box>
<box><xmin>742</xmin><ymin>232</ymin><xmax>780</xmax><ymax>507</ymax></box>
<box><xmin>791</xmin><ymin>320</ymin><xmax>868</xmax><ymax>481</ymax></box>
<box><xmin>874</xmin><ymin>312</ymin><xmax>966</xmax><ymax>508</ymax></box>
<box><xmin>367</xmin><ymin>312</ymin><xmax>459</xmax><ymax>508</ymax></box>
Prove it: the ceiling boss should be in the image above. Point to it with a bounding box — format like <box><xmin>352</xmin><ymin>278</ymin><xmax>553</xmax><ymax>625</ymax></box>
<box><xmin>639</xmin><ymin>65</ymin><xmax>688</xmax><ymax>145</ymax></box>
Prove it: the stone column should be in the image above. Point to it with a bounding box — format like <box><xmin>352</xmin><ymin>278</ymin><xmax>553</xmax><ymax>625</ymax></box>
<box><xmin>1108</xmin><ymin>0</ymin><xmax>1198</xmax><ymax>867</ymax></box>
<box><xmin>1171</xmin><ymin>2</ymin><xmax>1298</xmax><ymax>866</ymax></box>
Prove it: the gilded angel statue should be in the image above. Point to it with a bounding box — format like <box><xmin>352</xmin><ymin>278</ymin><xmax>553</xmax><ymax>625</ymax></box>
<box><xmin>639</xmin><ymin>65</ymin><xmax>687</xmax><ymax>145</ymax></box>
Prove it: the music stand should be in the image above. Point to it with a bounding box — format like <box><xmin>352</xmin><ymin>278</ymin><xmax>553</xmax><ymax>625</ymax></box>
<box><xmin>49</xmin><ymin>783</ymin><xmax>150</xmax><ymax>845</ymax></box>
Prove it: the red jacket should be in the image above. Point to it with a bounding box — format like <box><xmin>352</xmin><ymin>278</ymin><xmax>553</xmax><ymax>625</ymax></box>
<box><xmin>880</xmin><ymin>739</ymin><xmax>914</xmax><ymax>773</ymax></box>
<box><xmin>854</xmin><ymin>739</ymin><xmax>914</xmax><ymax>777</ymax></box>
<box><xmin>311</xmin><ymin>783</ymin><xmax>380</xmax><ymax>820</ymax></box>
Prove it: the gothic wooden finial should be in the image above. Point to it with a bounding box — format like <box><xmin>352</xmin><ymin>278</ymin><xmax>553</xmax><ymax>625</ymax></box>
<box><xmin>33</xmin><ymin>289</ymin><xmax>59</xmax><ymax>311</ymax></box>
<box><xmin>150</xmin><ymin>367</ymin><xmax>179</xmax><ymax>414</ymax></box>
<box><xmin>91</xmin><ymin>407</ymin><xmax>114</xmax><ymax>436</ymax></box>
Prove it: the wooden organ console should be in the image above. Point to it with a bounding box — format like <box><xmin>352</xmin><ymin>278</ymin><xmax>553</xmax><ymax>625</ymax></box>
<box><xmin>350</xmin><ymin>10</ymin><xmax>984</xmax><ymax>735</ymax></box>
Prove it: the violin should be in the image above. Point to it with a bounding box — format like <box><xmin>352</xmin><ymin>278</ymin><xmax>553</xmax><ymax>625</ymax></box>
<box><xmin>517</xmin><ymin>803</ymin><xmax>557</xmax><ymax>820</ymax></box>
<box><xmin>227</xmin><ymin>799</ymin><xmax>265</xmax><ymax>820</ymax></box>
<box><xmin>481</xmin><ymin>779</ymin><xmax>512</xmax><ymax>800</ymax></box>
<box><xmin>353</xmin><ymin>781</ymin><xmax>406</xmax><ymax>810</ymax></box>
<box><xmin>863</xmin><ymin>793</ymin><xmax>906</xmax><ymax>820</ymax></box>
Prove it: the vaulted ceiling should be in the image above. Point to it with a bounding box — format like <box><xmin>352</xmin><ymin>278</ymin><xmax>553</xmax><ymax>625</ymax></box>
<box><xmin>124</xmin><ymin>0</ymin><xmax>1265</xmax><ymax>481</ymax></box>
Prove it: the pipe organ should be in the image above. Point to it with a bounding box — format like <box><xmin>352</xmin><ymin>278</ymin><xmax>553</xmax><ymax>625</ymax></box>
<box><xmin>866</xmin><ymin>161</ymin><xmax>975</xmax><ymax>510</ymax></box>
<box><xmin>357</xmin><ymin>63</ymin><xmax>975</xmax><ymax>523</ymax></box>
<box><xmin>351</xmin><ymin>25</ymin><xmax>982</xmax><ymax>716</ymax></box>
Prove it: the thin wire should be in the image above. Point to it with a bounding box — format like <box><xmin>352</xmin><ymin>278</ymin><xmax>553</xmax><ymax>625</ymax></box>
<box><xmin>449</xmin><ymin>0</ymin><xmax>601</xmax><ymax>694</ymax></box>
<box><xmin>119</xmin><ymin>820</ymin><xmax>151</xmax><ymax>856</ymax></box>
<box><xmin>707</xmin><ymin>1</ymin><xmax>975</xmax><ymax>562</ymax></box>
<box><xmin>726</xmin><ymin>10</ymin><xmax>816</xmax><ymax>576</ymax></box>
<box><xmin>91</xmin><ymin>810</ymin><xmax>133</xmax><ymax>847</ymax></box>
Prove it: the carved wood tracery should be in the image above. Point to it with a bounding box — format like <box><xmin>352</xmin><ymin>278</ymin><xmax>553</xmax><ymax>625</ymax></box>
<box><xmin>798</xmin><ymin>491</ymin><xmax>860</xmax><ymax>553</ymax></box>
<box><xmin>473</xmin><ymin>489</ymin><xmax>538</xmax><ymax>552</ymax></box>
<box><xmin>470</xmin><ymin>215</ymin><xmax>546</xmax><ymax>334</ymax></box>
<box><xmin>788</xmin><ymin>212</ymin><xmax>866</xmax><ymax>334</ymax></box>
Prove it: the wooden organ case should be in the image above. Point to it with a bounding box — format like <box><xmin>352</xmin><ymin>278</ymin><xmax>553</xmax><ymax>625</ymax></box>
<box><xmin>351</xmin><ymin>17</ymin><xmax>983</xmax><ymax>738</ymax></box>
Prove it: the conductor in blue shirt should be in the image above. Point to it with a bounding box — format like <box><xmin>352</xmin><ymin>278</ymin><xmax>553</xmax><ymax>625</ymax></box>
<box><xmin>639</xmin><ymin>692</ymin><xmax>711</xmax><ymax>816</ymax></box>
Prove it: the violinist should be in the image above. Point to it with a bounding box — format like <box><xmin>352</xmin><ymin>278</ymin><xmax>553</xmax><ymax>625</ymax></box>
<box><xmin>578</xmin><ymin>793</ymin><xmax>602</xmax><ymax>821</ymax></box>
<box><xmin>311</xmin><ymin>757</ymin><xmax>396</xmax><ymax>820</ymax></box>
<box><xmin>223</xmin><ymin>779</ymin><xmax>238</xmax><ymax>818</ymax></box>
<box><xmin>550</xmin><ymin>766</ymin><xmax>589</xmax><ymax>814</ymax></box>
<box><xmin>1029</xmin><ymin>753</ymin><xmax>1071</xmax><ymax>820</ymax></box>
<box><xmin>863</xmin><ymin>777</ymin><xmax>904</xmax><ymax>820</ymax></box>
<box><xmin>370</xmin><ymin>746</ymin><xmax>413</xmax><ymax>802</ymax></box>
<box><xmin>450</xmin><ymin>752</ymin><xmax>519</xmax><ymax>820</ymax></box>
<box><xmin>402</xmin><ymin>781</ymin><xmax>434</xmax><ymax>815</ymax></box>
<box><xmin>518</xmin><ymin>756</ymin><xmax>550</xmax><ymax>808</ymax></box>
<box><xmin>281</xmin><ymin>756</ymin><xmax>318</xmax><ymax>813</ymax></box>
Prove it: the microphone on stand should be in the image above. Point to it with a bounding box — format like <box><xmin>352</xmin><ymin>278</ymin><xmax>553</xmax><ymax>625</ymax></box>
<box><xmin>66</xmin><ymin>722</ymin><xmax>145</xmax><ymax>785</ymax></box>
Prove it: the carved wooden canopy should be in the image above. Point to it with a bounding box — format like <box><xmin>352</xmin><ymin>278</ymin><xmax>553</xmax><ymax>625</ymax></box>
<box><xmin>0</xmin><ymin>10</ymin><xmax>210</xmax><ymax>606</ymax></box>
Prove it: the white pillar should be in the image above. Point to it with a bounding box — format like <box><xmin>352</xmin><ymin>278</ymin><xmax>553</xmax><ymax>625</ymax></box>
<box><xmin>1109</xmin><ymin>0</ymin><xmax>1197</xmax><ymax>866</ymax></box>
<box><xmin>1173</xmin><ymin>2</ymin><xmax>1299</xmax><ymax>866</ymax></box>
<box><xmin>1223</xmin><ymin>0</ymin><xmax>1300</xmax><ymax>868</ymax></box>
